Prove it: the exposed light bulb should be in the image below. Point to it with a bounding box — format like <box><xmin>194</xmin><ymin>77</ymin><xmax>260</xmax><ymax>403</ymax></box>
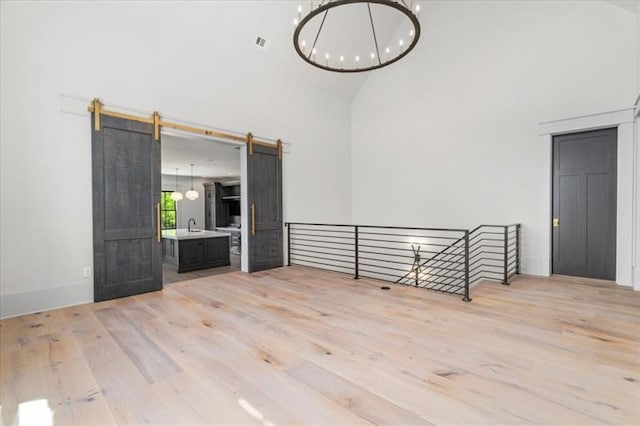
<box><xmin>325</xmin><ymin>52</ymin><xmax>330</xmax><ymax>59</ymax></box>
<box><xmin>410</xmin><ymin>29</ymin><xmax>415</xmax><ymax>37</ymax></box>
<box><xmin>312</xmin><ymin>48</ymin><xmax>317</xmax><ymax>55</ymax></box>
<box><xmin>293</xmin><ymin>18</ymin><xmax>298</xmax><ymax>26</ymax></box>
<box><xmin>355</xmin><ymin>55</ymin><xmax>360</xmax><ymax>62</ymax></box>
<box><xmin>297</xmin><ymin>4</ymin><xmax>302</xmax><ymax>20</ymax></box>
<box><xmin>302</xmin><ymin>40</ymin><xmax>306</xmax><ymax>46</ymax></box>
<box><xmin>370</xmin><ymin>52</ymin><xmax>375</xmax><ymax>59</ymax></box>
<box><xmin>340</xmin><ymin>55</ymin><xmax>344</xmax><ymax>62</ymax></box>
<box><xmin>301</xmin><ymin>40</ymin><xmax>307</xmax><ymax>53</ymax></box>
<box><xmin>399</xmin><ymin>39</ymin><xmax>404</xmax><ymax>46</ymax></box>
<box><xmin>416</xmin><ymin>4</ymin><xmax>420</xmax><ymax>18</ymax></box>
<box><xmin>325</xmin><ymin>52</ymin><xmax>329</xmax><ymax>65</ymax></box>
<box><xmin>312</xmin><ymin>48</ymin><xmax>317</xmax><ymax>61</ymax></box>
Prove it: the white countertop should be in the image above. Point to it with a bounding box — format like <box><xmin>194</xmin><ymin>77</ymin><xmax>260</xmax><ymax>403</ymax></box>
<box><xmin>162</xmin><ymin>229</ymin><xmax>230</xmax><ymax>240</ymax></box>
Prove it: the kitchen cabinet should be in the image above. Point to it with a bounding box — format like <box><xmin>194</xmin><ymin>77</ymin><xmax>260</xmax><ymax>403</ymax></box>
<box><xmin>162</xmin><ymin>229</ymin><xmax>230</xmax><ymax>273</ymax></box>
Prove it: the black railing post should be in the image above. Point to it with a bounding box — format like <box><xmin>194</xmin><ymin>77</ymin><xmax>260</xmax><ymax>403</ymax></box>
<box><xmin>286</xmin><ymin>223</ymin><xmax>291</xmax><ymax>266</ymax></box>
<box><xmin>503</xmin><ymin>225</ymin><xmax>509</xmax><ymax>285</ymax></box>
<box><xmin>354</xmin><ymin>225</ymin><xmax>359</xmax><ymax>279</ymax></box>
<box><xmin>463</xmin><ymin>230</ymin><xmax>471</xmax><ymax>302</ymax></box>
<box><xmin>515</xmin><ymin>224</ymin><xmax>521</xmax><ymax>275</ymax></box>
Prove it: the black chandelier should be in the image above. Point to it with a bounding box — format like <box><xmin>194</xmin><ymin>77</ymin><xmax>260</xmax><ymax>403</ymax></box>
<box><xmin>293</xmin><ymin>0</ymin><xmax>421</xmax><ymax>73</ymax></box>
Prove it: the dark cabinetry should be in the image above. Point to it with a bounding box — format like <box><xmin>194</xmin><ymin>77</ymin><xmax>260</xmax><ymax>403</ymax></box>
<box><xmin>204</xmin><ymin>181</ymin><xmax>240</xmax><ymax>230</ymax></box>
<box><xmin>163</xmin><ymin>236</ymin><xmax>230</xmax><ymax>273</ymax></box>
<box><xmin>178</xmin><ymin>237</ymin><xmax>230</xmax><ymax>272</ymax></box>
<box><xmin>204</xmin><ymin>182</ymin><xmax>229</xmax><ymax>230</ymax></box>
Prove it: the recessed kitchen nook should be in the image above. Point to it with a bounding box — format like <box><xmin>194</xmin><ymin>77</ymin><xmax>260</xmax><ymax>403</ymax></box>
<box><xmin>161</xmin><ymin>133</ymin><xmax>242</xmax><ymax>283</ymax></box>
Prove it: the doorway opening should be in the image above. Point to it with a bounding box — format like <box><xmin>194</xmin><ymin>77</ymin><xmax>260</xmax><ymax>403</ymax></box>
<box><xmin>161</xmin><ymin>132</ymin><xmax>243</xmax><ymax>285</ymax></box>
<box><xmin>551</xmin><ymin>127</ymin><xmax>617</xmax><ymax>281</ymax></box>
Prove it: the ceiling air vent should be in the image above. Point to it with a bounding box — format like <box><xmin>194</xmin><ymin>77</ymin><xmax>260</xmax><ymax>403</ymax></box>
<box><xmin>255</xmin><ymin>36</ymin><xmax>269</xmax><ymax>50</ymax></box>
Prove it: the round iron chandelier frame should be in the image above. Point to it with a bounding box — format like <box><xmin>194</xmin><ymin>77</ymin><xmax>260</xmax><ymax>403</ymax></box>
<box><xmin>293</xmin><ymin>0</ymin><xmax>421</xmax><ymax>73</ymax></box>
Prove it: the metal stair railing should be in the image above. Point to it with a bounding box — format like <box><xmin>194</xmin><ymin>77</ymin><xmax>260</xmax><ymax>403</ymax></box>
<box><xmin>285</xmin><ymin>222</ymin><xmax>521</xmax><ymax>302</ymax></box>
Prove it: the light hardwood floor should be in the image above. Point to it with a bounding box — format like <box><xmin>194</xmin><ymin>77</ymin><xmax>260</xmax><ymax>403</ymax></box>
<box><xmin>162</xmin><ymin>254</ymin><xmax>241</xmax><ymax>285</ymax></box>
<box><xmin>1</xmin><ymin>266</ymin><xmax>639</xmax><ymax>424</ymax></box>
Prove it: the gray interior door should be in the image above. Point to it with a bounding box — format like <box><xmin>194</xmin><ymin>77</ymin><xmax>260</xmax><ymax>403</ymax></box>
<box><xmin>92</xmin><ymin>114</ymin><xmax>162</xmax><ymax>301</ymax></box>
<box><xmin>247</xmin><ymin>143</ymin><xmax>283</xmax><ymax>272</ymax></box>
<box><xmin>552</xmin><ymin>128</ymin><xmax>617</xmax><ymax>280</ymax></box>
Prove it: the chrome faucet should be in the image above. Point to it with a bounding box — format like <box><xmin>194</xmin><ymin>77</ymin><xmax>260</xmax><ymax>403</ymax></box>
<box><xmin>188</xmin><ymin>218</ymin><xmax>196</xmax><ymax>232</ymax></box>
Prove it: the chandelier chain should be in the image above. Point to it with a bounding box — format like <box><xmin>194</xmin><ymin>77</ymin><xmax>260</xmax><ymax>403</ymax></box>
<box><xmin>309</xmin><ymin>9</ymin><xmax>330</xmax><ymax>60</ymax></box>
<box><xmin>367</xmin><ymin>3</ymin><xmax>382</xmax><ymax>66</ymax></box>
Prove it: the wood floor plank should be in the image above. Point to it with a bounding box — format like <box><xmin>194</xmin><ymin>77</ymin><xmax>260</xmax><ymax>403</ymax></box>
<box><xmin>94</xmin><ymin>306</ymin><xmax>182</xmax><ymax>384</ymax></box>
<box><xmin>2</xmin><ymin>266</ymin><xmax>639</xmax><ymax>424</ymax></box>
<box><xmin>287</xmin><ymin>360</ymin><xmax>430</xmax><ymax>425</ymax></box>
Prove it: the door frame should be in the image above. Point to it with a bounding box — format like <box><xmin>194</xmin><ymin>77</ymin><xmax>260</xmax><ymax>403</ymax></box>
<box><xmin>160</xmin><ymin>129</ymin><xmax>250</xmax><ymax>271</ymax></box>
<box><xmin>538</xmin><ymin>108</ymin><xmax>635</xmax><ymax>287</ymax></box>
<box><xmin>551</xmin><ymin>127</ymin><xmax>618</xmax><ymax>280</ymax></box>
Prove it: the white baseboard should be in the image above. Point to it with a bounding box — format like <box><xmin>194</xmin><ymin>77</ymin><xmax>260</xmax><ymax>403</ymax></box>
<box><xmin>1</xmin><ymin>282</ymin><xmax>92</xmax><ymax>319</ymax></box>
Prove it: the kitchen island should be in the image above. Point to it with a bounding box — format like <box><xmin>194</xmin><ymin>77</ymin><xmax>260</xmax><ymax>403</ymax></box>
<box><xmin>162</xmin><ymin>229</ymin><xmax>230</xmax><ymax>273</ymax></box>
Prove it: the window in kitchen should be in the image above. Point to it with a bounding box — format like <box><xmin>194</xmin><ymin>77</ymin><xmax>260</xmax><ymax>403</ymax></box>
<box><xmin>161</xmin><ymin>191</ymin><xmax>177</xmax><ymax>229</ymax></box>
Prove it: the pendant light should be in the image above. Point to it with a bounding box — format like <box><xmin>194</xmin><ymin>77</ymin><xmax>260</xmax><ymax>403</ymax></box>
<box><xmin>170</xmin><ymin>168</ymin><xmax>183</xmax><ymax>201</ymax></box>
<box><xmin>185</xmin><ymin>163</ymin><xmax>199</xmax><ymax>200</ymax></box>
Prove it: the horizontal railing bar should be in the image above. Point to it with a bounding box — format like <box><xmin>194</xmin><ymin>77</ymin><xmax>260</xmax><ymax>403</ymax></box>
<box><xmin>290</xmin><ymin>237</ymin><xmax>355</xmax><ymax>247</ymax></box>
<box><xmin>357</xmin><ymin>231</ymin><xmax>466</xmax><ymax>240</ymax></box>
<box><xmin>290</xmin><ymin>232</ymin><xmax>354</xmax><ymax>240</ymax></box>
<box><xmin>358</xmin><ymin>237</ymin><xmax>459</xmax><ymax>248</ymax></box>
<box><xmin>289</xmin><ymin>261</ymin><xmax>354</xmax><ymax>275</ymax></box>
<box><xmin>290</xmin><ymin>242</ymin><xmax>355</xmax><ymax>253</ymax></box>
<box><xmin>358</xmin><ymin>258</ymin><xmax>416</xmax><ymax>269</ymax></box>
<box><xmin>358</xmin><ymin>269</ymin><xmax>405</xmax><ymax>280</ymax></box>
<box><xmin>474</xmin><ymin>276</ymin><xmax>503</xmax><ymax>283</ymax></box>
<box><xmin>400</xmin><ymin>276</ymin><xmax>464</xmax><ymax>289</ymax></box>
<box><xmin>394</xmin><ymin>281</ymin><xmax>463</xmax><ymax>294</ymax></box>
<box><xmin>290</xmin><ymin>258</ymin><xmax>353</xmax><ymax>270</ymax></box>
<box><xmin>290</xmin><ymin>253</ymin><xmax>355</xmax><ymax>266</ymax></box>
<box><xmin>470</xmin><ymin>259</ymin><xmax>504</xmax><ymax>268</ymax></box>
<box><xmin>470</xmin><ymin>270</ymin><xmax>503</xmax><ymax>280</ymax></box>
<box><xmin>358</xmin><ymin>250</ymin><xmax>466</xmax><ymax>265</ymax></box>
<box><xmin>288</xmin><ymin>227</ymin><xmax>355</xmax><ymax>234</ymax></box>
<box><xmin>359</xmin><ymin>246</ymin><xmax>461</xmax><ymax>258</ymax></box>
<box><xmin>286</xmin><ymin>222</ymin><xmax>469</xmax><ymax>232</ymax></box>
<box><xmin>400</xmin><ymin>270</ymin><xmax>465</xmax><ymax>282</ymax></box>
<box><xmin>287</xmin><ymin>223</ymin><xmax>355</xmax><ymax>228</ymax></box>
<box><xmin>431</xmin><ymin>282</ymin><xmax>463</xmax><ymax>292</ymax></box>
<box><xmin>358</xmin><ymin>243</ymin><xmax>464</xmax><ymax>257</ymax></box>
<box><xmin>290</xmin><ymin>247</ymin><xmax>355</xmax><ymax>259</ymax></box>
<box><xmin>469</xmin><ymin>244</ymin><xmax>504</xmax><ymax>251</ymax></box>
<box><xmin>358</xmin><ymin>262</ymin><xmax>418</xmax><ymax>274</ymax></box>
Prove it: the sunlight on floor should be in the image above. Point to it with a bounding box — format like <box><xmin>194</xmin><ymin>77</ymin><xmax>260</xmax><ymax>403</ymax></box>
<box><xmin>238</xmin><ymin>398</ymin><xmax>276</xmax><ymax>426</ymax></box>
<box><xmin>17</xmin><ymin>399</ymin><xmax>53</xmax><ymax>426</ymax></box>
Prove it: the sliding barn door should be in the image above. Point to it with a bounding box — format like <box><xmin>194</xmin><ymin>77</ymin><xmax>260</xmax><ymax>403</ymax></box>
<box><xmin>92</xmin><ymin>114</ymin><xmax>162</xmax><ymax>301</ymax></box>
<box><xmin>247</xmin><ymin>143</ymin><xmax>283</xmax><ymax>272</ymax></box>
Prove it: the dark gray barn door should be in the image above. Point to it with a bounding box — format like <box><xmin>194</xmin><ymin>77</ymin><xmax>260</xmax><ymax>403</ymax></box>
<box><xmin>552</xmin><ymin>128</ymin><xmax>617</xmax><ymax>280</ymax></box>
<box><xmin>247</xmin><ymin>143</ymin><xmax>283</xmax><ymax>272</ymax></box>
<box><xmin>92</xmin><ymin>114</ymin><xmax>162</xmax><ymax>301</ymax></box>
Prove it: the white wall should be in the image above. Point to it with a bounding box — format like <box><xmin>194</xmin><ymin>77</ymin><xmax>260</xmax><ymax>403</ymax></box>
<box><xmin>351</xmin><ymin>0</ymin><xmax>637</xmax><ymax>277</ymax></box>
<box><xmin>161</xmin><ymin>175</ymin><xmax>212</xmax><ymax>230</ymax></box>
<box><xmin>0</xmin><ymin>2</ymin><xmax>352</xmax><ymax>318</ymax></box>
